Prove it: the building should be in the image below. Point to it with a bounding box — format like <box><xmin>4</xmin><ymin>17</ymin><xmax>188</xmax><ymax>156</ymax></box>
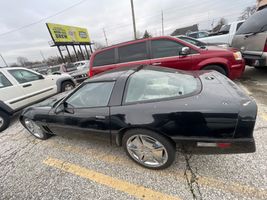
<box><xmin>170</xmin><ymin>24</ymin><xmax>198</xmax><ymax>36</ymax></box>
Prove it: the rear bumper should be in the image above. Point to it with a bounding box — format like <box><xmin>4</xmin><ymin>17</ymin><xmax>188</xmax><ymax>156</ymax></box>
<box><xmin>243</xmin><ymin>52</ymin><xmax>267</xmax><ymax>67</ymax></box>
<box><xmin>173</xmin><ymin>137</ymin><xmax>256</xmax><ymax>154</ymax></box>
<box><xmin>229</xmin><ymin>59</ymin><xmax>245</xmax><ymax>79</ymax></box>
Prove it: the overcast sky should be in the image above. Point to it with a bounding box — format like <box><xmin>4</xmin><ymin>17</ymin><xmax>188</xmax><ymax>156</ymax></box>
<box><xmin>0</xmin><ymin>0</ymin><xmax>256</xmax><ymax>65</ymax></box>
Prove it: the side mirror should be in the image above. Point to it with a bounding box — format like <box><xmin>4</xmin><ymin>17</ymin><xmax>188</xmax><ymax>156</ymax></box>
<box><xmin>180</xmin><ymin>47</ymin><xmax>190</xmax><ymax>55</ymax></box>
<box><xmin>54</xmin><ymin>102</ymin><xmax>74</xmax><ymax>114</ymax></box>
<box><xmin>64</xmin><ymin>103</ymin><xmax>75</xmax><ymax>114</ymax></box>
<box><xmin>38</xmin><ymin>74</ymin><xmax>44</xmax><ymax>79</ymax></box>
<box><xmin>55</xmin><ymin>103</ymin><xmax>64</xmax><ymax>114</ymax></box>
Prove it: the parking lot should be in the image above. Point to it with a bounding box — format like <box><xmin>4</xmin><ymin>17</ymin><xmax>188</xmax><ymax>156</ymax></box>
<box><xmin>0</xmin><ymin>66</ymin><xmax>266</xmax><ymax>200</ymax></box>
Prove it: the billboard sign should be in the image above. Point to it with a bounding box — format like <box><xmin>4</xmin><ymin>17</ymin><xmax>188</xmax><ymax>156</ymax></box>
<box><xmin>46</xmin><ymin>23</ymin><xmax>90</xmax><ymax>45</ymax></box>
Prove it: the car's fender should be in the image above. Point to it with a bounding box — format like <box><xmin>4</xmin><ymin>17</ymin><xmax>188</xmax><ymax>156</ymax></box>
<box><xmin>0</xmin><ymin>100</ymin><xmax>14</xmax><ymax>115</ymax></box>
<box><xmin>55</xmin><ymin>76</ymin><xmax>75</xmax><ymax>93</ymax></box>
<box><xmin>195</xmin><ymin>57</ymin><xmax>230</xmax><ymax>71</ymax></box>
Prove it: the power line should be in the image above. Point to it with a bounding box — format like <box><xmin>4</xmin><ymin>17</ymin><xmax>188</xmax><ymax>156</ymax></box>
<box><xmin>0</xmin><ymin>0</ymin><xmax>88</xmax><ymax>37</ymax></box>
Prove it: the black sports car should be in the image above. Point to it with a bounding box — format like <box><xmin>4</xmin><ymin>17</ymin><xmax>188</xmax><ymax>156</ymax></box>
<box><xmin>20</xmin><ymin>65</ymin><xmax>257</xmax><ymax>169</ymax></box>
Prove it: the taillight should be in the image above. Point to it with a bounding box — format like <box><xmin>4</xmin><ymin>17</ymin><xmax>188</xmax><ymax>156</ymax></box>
<box><xmin>88</xmin><ymin>68</ymin><xmax>93</xmax><ymax>77</ymax></box>
<box><xmin>264</xmin><ymin>40</ymin><xmax>267</xmax><ymax>52</ymax></box>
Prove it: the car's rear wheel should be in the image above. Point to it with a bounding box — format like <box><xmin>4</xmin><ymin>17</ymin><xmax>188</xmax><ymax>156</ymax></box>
<box><xmin>202</xmin><ymin>65</ymin><xmax>227</xmax><ymax>76</ymax></box>
<box><xmin>122</xmin><ymin>129</ymin><xmax>175</xmax><ymax>169</ymax></box>
<box><xmin>0</xmin><ymin>111</ymin><xmax>10</xmax><ymax>132</ymax></box>
<box><xmin>61</xmin><ymin>81</ymin><xmax>75</xmax><ymax>92</ymax></box>
<box><xmin>23</xmin><ymin>118</ymin><xmax>51</xmax><ymax>140</ymax></box>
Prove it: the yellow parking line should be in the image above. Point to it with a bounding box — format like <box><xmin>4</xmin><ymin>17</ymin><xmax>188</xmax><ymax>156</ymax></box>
<box><xmin>43</xmin><ymin>157</ymin><xmax>181</xmax><ymax>200</ymax></box>
<box><xmin>45</xmin><ymin>140</ymin><xmax>267</xmax><ymax>199</ymax></box>
<box><xmin>261</xmin><ymin>113</ymin><xmax>267</xmax><ymax>121</ymax></box>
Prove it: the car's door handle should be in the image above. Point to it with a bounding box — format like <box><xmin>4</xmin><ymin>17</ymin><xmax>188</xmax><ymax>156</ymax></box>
<box><xmin>95</xmin><ymin>115</ymin><xmax>106</xmax><ymax>119</ymax></box>
<box><xmin>23</xmin><ymin>83</ymin><xmax>32</xmax><ymax>88</ymax></box>
<box><xmin>152</xmin><ymin>62</ymin><xmax>162</xmax><ymax>66</ymax></box>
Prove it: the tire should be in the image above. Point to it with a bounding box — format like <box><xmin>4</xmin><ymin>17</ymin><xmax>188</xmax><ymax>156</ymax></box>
<box><xmin>0</xmin><ymin>111</ymin><xmax>10</xmax><ymax>132</ymax></box>
<box><xmin>61</xmin><ymin>81</ymin><xmax>75</xmax><ymax>92</ymax></box>
<box><xmin>254</xmin><ymin>66</ymin><xmax>267</xmax><ymax>70</ymax></box>
<box><xmin>202</xmin><ymin>65</ymin><xmax>227</xmax><ymax>76</ymax></box>
<box><xmin>122</xmin><ymin>129</ymin><xmax>175</xmax><ymax>170</ymax></box>
<box><xmin>22</xmin><ymin>117</ymin><xmax>51</xmax><ymax>140</ymax></box>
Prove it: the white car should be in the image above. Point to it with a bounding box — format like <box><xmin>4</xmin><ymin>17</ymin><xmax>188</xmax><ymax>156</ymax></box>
<box><xmin>0</xmin><ymin>67</ymin><xmax>76</xmax><ymax>132</ymax></box>
<box><xmin>199</xmin><ymin>20</ymin><xmax>245</xmax><ymax>45</ymax></box>
<box><xmin>73</xmin><ymin>60</ymin><xmax>90</xmax><ymax>71</ymax></box>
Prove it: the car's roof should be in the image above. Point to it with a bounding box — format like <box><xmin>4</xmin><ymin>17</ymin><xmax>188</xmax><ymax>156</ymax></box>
<box><xmin>86</xmin><ymin>65</ymin><xmax>194</xmax><ymax>83</ymax></box>
<box><xmin>96</xmin><ymin>36</ymin><xmax>181</xmax><ymax>51</ymax></box>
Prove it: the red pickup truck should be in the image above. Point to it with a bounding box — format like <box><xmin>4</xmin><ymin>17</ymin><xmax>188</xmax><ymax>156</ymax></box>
<box><xmin>88</xmin><ymin>36</ymin><xmax>245</xmax><ymax>79</ymax></box>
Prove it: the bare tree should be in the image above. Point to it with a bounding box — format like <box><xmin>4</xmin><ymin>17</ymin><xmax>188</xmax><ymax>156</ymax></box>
<box><xmin>212</xmin><ymin>18</ymin><xmax>227</xmax><ymax>32</ymax></box>
<box><xmin>17</xmin><ymin>57</ymin><xmax>29</xmax><ymax>67</ymax></box>
<box><xmin>239</xmin><ymin>5</ymin><xmax>257</xmax><ymax>20</ymax></box>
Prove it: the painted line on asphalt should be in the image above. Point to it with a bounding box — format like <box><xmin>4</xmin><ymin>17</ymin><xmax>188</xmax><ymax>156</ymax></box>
<box><xmin>261</xmin><ymin>113</ymin><xmax>267</xmax><ymax>121</ymax></box>
<box><xmin>43</xmin><ymin>157</ymin><xmax>181</xmax><ymax>200</ymax></box>
<box><xmin>45</xmin><ymin>140</ymin><xmax>267</xmax><ymax>199</ymax></box>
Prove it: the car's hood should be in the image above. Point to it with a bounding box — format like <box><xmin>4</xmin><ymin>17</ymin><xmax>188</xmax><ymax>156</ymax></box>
<box><xmin>34</xmin><ymin>90</ymin><xmax>71</xmax><ymax>107</ymax></box>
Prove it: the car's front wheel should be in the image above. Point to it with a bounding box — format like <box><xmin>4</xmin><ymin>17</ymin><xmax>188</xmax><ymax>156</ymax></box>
<box><xmin>0</xmin><ymin>111</ymin><xmax>10</xmax><ymax>132</ymax></box>
<box><xmin>202</xmin><ymin>65</ymin><xmax>227</xmax><ymax>76</ymax></box>
<box><xmin>23</xmin><ymin>118</ymin><xmax>51</xmax><ymax>140</ymax></box>
<box><xmin>122</xmin><ymin>129</ymin><xmax>175</xmax><ymax>169</ymax></box>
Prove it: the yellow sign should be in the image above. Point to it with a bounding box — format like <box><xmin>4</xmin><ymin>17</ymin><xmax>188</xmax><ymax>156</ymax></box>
<box><xmin>46</xmin><ymin>23</ymin><xmax>90</xmax><ymax>44</ymax></box>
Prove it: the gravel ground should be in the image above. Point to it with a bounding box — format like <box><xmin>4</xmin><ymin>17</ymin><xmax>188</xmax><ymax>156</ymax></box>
<box><xmin>0</xmin><ymin>67</ymin><xmax>267</xmax><ymax>200</ymax></box>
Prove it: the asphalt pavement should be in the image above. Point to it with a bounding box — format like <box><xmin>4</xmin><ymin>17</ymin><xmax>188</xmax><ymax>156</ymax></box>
<box><xmin>0</xmin><ymin>66</ymin><xmax>267</xmax><ymax>200</ymax></box>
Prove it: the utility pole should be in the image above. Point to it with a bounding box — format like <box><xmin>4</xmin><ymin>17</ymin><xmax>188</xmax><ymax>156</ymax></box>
<box><xmin>103</xmin><ymin>28</ymin><xmax>108</xmax><ymax>46</ymax></box>
<box><xmin>0</xmin><ymin>54</ymin><xmax>8</xmax><ymax>67</ymax></box>
<box><xmin>161</xmin><ymin>10</ymin><xmax>164</xmax><ymax>35</ymax></box>
<box><xmin>40</xmin><ymin>51</ymin><xmax>46</xmax><ymax>62</ymax></box>
<box><xmin>130</xmin><ymin>0</ymin><xmax>137</xmax><ymax>39</ymax></box>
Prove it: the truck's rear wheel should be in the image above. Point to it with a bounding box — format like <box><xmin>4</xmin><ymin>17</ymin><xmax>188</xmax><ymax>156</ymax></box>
<box><xmin>0</xmin><ymin>111</ymin><xmax>10</xmax><ymax>132</ymax></box>
<box><xmin>202</xmin><ymin>65</ymin><xmax>227</xmax><ymax>76</ymax></box>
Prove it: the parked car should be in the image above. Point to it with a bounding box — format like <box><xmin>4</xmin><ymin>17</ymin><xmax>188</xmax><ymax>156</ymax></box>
<box><xmin>187</xmin><ymin>31</ymin><xmax>209</xmax><ymax>39</ymax></box>
<box><xmin>0</xmin><ymin>67</ymin><xmax>76</xmax><ymax>132</ymax></box>
<box><xmin>20</xmin><ymin>65</ymin><xmax>257</xmax><ymax>169</ymax></box>
<box><xmin>73</xmin><ymin>60</ymin><xmax>90</xmax><ymax>71</ymax></box>
<box><xmin>199</xmin><ymin>20</ymin><xmax>244</xmax><ymax>45</ymax></box>
<box><xmin>47</xmin><ymin>63</ymin><xmax>77</xmax><ymax>75</ymax></box>
<box><xmin>69</xmin><ymin>67</ymin><xmax>89</xmax><ymax>83</ymax></box>
<box><xmin>231</xmin><ymin>7</ymin><xmax>267</xmax><ymax>68</ymax></box>
<box><xmin>88</xmin><ymin>36</ymin><xmax>245</xmax><ymax>80</ymax></box>
<box><xmin>177</xmin><ymin>35</ymin><xmax>229</xmax><ymax>48</ymax></box>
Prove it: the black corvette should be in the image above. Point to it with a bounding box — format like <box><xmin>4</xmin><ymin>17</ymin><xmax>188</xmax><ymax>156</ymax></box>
<box><xmin>20</xmin><ymin>65</ymin><xmax>257</xmax><ymax>169</ymax></box>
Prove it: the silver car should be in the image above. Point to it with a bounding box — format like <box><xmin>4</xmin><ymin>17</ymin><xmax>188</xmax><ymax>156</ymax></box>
<box><xmin>231</xmin><ymin>7</ymin><xmax>267</xmax><ymax>68</ymax></box>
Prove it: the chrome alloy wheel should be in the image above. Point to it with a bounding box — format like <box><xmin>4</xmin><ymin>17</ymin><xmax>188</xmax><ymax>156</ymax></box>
<box><xmin>24</xmin><ymin>118</ymin><xmax>44</xmax><ymax>139</ymax></box>
<box><xmin>126</xmin><ymin>134</ymin><xmax>168</xmax><ymax>168</ymax></box>
<box><xmin>0</xmin><ymin>116</ymin><xmax>3</xmax><ymax>128</ymax></box>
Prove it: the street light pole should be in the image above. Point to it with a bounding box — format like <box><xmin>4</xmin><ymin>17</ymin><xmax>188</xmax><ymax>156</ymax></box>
<box><xmin>130</xmin><ymin>0</ymin><xmax>137</xmax><ymax>40</ymax></box>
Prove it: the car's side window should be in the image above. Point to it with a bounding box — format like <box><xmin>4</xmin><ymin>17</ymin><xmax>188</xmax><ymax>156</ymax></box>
<box><xmin>8</xmin><ymin>69</ymin><xmax>42</xmax><ymax>84</ymax></box>
<box><xmin>0</xmin><ymin>72</ymin><xmax>12</xmax><ymax>88</ymax></box>
<box><xmin>151</xmin><ymin>39</ymin><xmax>185</xmax><ymax>59</ymax></box>
<box><xmin>66</xmin><ymin>82</ymin><xmax>115</xmax><ymax>108</ymax></box>
<box><xmin>125</xmin><ymin>69</ymin><xmax>198</xmax><ymax>103</ymax></box>
<box><xmin>118</xmin><ymin>42</ymin><xmax>147</xmax><ymax>63</ymax></box>
<box><xmin>93</xmin><ymin>49</ymin><xmax>115</xmax><ymax>67</ymax></box>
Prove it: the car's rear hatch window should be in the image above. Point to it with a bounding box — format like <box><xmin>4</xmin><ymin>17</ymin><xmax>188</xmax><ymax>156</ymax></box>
<box><xmin>125</xmin><ymin>68</ymin><xmax>200</xmax><ymax>103</ymax></box>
